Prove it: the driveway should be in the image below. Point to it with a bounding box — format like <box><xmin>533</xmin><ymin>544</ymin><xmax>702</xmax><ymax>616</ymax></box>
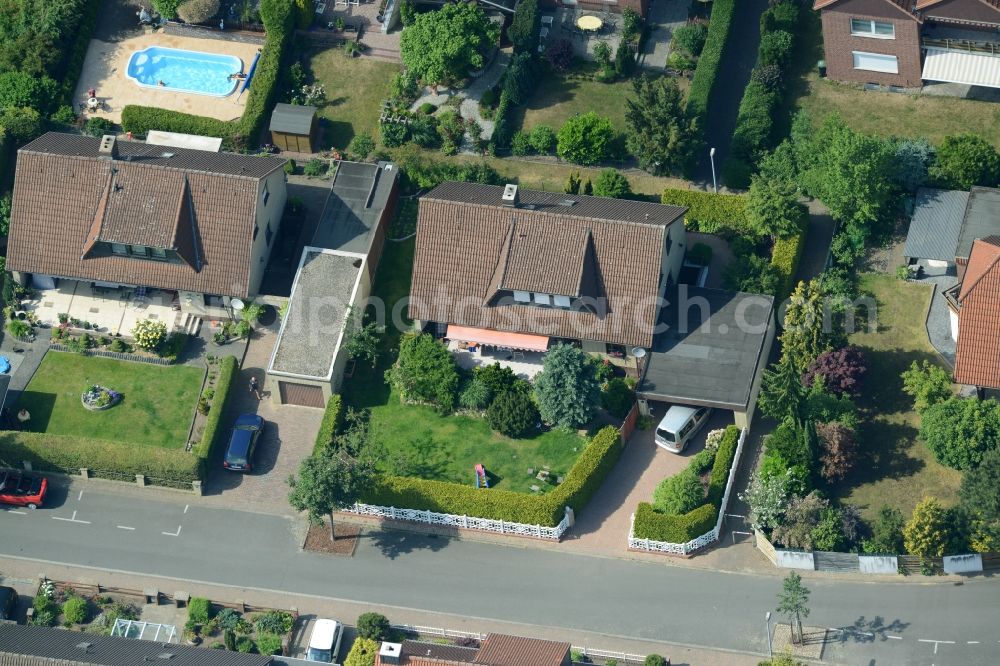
<box><xmin>201</xmin><ymin>324</ymin><xmax>323</xmax><ymax>515</ymax></box>
<box><xmin>564</xmin><ymin>408</ymin><xmax>735</xmax><ymax>554</ymax></box>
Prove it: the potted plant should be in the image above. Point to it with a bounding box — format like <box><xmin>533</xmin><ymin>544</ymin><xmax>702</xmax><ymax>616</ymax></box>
<box><xmin>212</xmin><ymin>331</ymin><xmax>228</xmax><ymax>346</ymax></box>
<box><xmin>335</xmin><ymin>16</ymin><xmax>345</xmax><ymax>31</ymax></box>
<box><xmin>345</xmin><ymin>40</ymin><xmax>361</xmax><ymax>57</ymax></box>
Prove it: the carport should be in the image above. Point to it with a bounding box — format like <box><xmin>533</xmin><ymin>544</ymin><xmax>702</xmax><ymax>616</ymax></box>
<box><xmin>637</xmin><ymin>286</ymin><xmax>775</xmax><ymax>428</ymax></box>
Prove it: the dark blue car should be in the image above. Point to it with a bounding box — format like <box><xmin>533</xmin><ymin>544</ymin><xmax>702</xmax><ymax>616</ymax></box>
<box><xmin>223</xmin><ymin>413</ymin><xmax>264</xmax><ymax>472</ymax></box>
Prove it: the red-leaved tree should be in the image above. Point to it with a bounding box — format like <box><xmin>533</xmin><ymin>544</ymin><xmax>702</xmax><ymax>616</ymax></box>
<box><xmin>816</xmin><ymin>421</ymin><xmax>858</xmax><ymax>482</ymax></box>
<box><xmin>802</xmin><ymin>346</ymin><xmax>867</xmax><ymax>396</ymax></box>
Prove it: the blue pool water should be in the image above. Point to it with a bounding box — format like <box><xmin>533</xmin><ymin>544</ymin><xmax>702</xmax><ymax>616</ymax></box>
<box><xmin>126</xmin><ymin>46</ymin><xmax>243</xmax><ymax>97</ymax></box>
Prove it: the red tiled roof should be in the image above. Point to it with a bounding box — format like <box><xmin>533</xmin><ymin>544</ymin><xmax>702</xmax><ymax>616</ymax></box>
<box><xmin>814</xmin><ymin>0</ymin><xmax>916</xmax><ymax>14</ymax></box>
<box><xmin>473</xmin><ymin>634</ymin><xmax>569</xmax><ymax>666</ymax></box>
<box><xmin>6</xmin><ymin>133</ymin><xmax>285</xmax><ymax>298</ymax></box>
<box><xmin>916</xmin><ymin>0</ymin><xmax>1000</xmax><ymax>9</ymax></box>
<box><xmin>954</xmin><ymin>237</ymin><xmax>1000</xmax><ymax>389</ymax></box>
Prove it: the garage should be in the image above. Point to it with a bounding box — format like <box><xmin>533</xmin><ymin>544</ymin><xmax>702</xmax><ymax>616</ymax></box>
<box><xmin>278</xmin><ymin>382</ymin><xmax>325</xmax><ymax>408</ymax></box>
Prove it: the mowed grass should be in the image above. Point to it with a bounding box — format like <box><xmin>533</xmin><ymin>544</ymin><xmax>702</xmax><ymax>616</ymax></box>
<box><xmin>341</xmin><ymin>237</ymin><xmax>587</xmax><ymax>493</ymax></box>
<box><xmin>309</xmin><ymin>48</ymin><xmax>401</xmax><ymax>149</ymax></box>
<box><xmin>797</xmin><ymin>73</ymin><xmax>1000</xmax><ymax>148</ymax></box>
<box><xmin>520</xmin><ymin>63</ymin><xmax>642</xmax><ymax>134</ymax></box>
<box><xmin>18</xmin><ymin>352</ymin><xmax>204</xmax><ymax>448</ymax></box>
<box><xmin>833</xmin><ymin>275</ymin><xmax>962</xmax><ymax>522</ymax></box>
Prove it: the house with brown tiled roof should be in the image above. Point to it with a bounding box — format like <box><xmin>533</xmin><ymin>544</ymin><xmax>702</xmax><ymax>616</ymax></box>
<box><xmin>409</xmin><ymin>182</ymin><xmax>776</xmax><ymax>428</ymax></box>
<box><xmin>814</xmin><ymin>0</ymin><xmax>1000</xmax><ymax>89</ymax></box>
<box><xmin>948</xmin><ymin>237</ymin><xmax>1000</xmax><ymax>392</ymax></box>
<box><xmin>6</xmin><ymin>132</ymin><xmax>288</xmax><ymax>325</ymax></box>
<box><xmin>375</xmin><ymin>635</ymin><xmax>571</xmax><ymax>666</ymax></box>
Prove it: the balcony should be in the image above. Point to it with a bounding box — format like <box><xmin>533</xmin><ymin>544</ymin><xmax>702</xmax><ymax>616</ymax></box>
<box><xmin>922</xmin><ymin>25</ymin><xmax>1000</xmax><ymax>56</ymax></box>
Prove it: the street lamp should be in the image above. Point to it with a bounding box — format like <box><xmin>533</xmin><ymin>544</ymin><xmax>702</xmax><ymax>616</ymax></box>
<box><xmin>765</xmin><ymin>611</ymin><xmax>772</xmax><ymax>659</ymax></box>
<box><xmin>630</xmin><ymin>347</ymin><xmax>646</xmax><ymax>381</ymax></box>
<box><xmin>709</xmin><ymin>147</ymin><xmax>718</xmax><ymax>194</ymax></box>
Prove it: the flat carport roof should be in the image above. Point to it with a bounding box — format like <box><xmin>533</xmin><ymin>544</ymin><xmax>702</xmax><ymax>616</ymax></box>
<box><xmin>637</xmin><ymin>286</ymin><xmax>774</xmax><ymax>411</ymax></box>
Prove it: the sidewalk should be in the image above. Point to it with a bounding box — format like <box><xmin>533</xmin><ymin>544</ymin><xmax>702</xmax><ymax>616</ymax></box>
<box><xmin>0</xmin><ymin>556</ymin><xmax>764</xmax><ymax>666</ymax></box>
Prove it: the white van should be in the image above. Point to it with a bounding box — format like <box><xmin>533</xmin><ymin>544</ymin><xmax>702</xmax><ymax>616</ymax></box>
<box><xmin>305</xmin><ymin>618</ymin><xmax>343</xmax><ymax>663</ymax></box>
<box><xmin>654</xmin><ymin>405</ymin><xmax>712</xmax><ymax>453</ymax></box>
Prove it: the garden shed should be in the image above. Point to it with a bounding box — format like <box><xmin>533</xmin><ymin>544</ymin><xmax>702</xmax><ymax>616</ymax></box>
<box><xmin>269</xmin><ymin>103</ymin><xmax>317</xmax><ymax>152</ymax></box>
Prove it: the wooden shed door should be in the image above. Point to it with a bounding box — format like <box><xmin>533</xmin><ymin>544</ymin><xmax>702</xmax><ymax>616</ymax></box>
<box><xmin>278</xmin><ymin>381</ymin><xmax>325</xmax><ymax>408</ymax></box>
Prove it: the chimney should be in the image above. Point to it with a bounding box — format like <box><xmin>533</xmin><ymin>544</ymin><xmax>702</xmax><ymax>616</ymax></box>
<box><xmin>501</xmin><ymin>183</ymin><xmax>519</xmax><ymax>208</ymax></box>
<box><xmin>99</xmin><ymin>135</ymin><xmax>118</xmax><ymax>159</ymax></box>
<box><xmin>379</xmin><ymin>642</ymin><xmax>403</xmax><ymax>665</ymax></box>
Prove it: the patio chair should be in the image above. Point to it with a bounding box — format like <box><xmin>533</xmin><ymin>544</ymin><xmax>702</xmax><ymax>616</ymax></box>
<box><xmin>540</xmin><ymin>26</ymin><xmax>549</xmax><ymax>38</ymax></box>
<box><xmin>541</xmin><ymin>15</ymin><xmax>554</xmax><ymax>25</ymax></box>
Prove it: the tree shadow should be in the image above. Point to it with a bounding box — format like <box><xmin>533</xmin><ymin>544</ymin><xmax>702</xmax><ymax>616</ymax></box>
<box><xmin>13</xmin><ymin>391</ymin><xmax>56</xmax><ymax>432</ymax></box>
<box><xmin>856</xmin><ymin>348</ymin><xmax>940</xmax><ymax>415</ymax></box>
<box><xmin>831</xmin><ymin>616</ymin><xmax>911</xmax><ymax>643</ymax></box>
<box><xmin>362</xmin><ymin>526</ymin><xmax>450</xmax><ymax>560</ymax></box>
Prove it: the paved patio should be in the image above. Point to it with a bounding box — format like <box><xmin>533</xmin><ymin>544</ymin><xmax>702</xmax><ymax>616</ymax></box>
<box><xmin>910</xmin><ymin>260</ymin><xmax>958</xmax><ymax>366</ymax></box>
<box><xmin>546</xmin><ymin>8</ymin><xmax>623</xmax><ymax>60</ymax></box>
<box><xmin>638</xmin><ymin>0</ymin><xmax>690</xmax><ymax>71</ymax></box>
<box><xmin>312</xmin><ymin>0</ymin><xmax>401</xmax><ymax>60</ymax></box>
<box><xmin>24</xmin><ymin>282</ymin><xmax>180</xmax><ymax>335</ymax></box>
<box><xmin>448</xmin><ymin>340</ymin><xmax>545</xmax><ymax>380</ymax></box>
<box><xmin>74</xmin><ymin>30</ymin><xmax>259</xmax><ymax>123</ymax></box>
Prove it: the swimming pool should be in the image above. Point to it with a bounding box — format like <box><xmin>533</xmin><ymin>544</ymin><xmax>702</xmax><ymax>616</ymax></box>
<box><xmin>126</xmin><ymin>46</ymin><xmax>243</xmax><ymax>97</ymax></box>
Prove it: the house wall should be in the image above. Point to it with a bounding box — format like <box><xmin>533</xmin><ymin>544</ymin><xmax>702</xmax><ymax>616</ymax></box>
<box><xmin>821</xmin><ymin>0</ymin><xmax>923</xmax><ymax>87</ymax></box>
<box><xmin>738</xmin><ymin>308</ymin><xmax>777</xmax><ymax>429</ymax></box>
<box><xmin>658</xmin><ymin>221</ymin><xmax>687</xmax><ymax>301</ymax></box>
<box><xmin>271</xmin><ymin>130</ymin><xmax>311</xmax><ymax>153</ymax></box>
<box><xmin>922</xmin><ymin>0</ymin><xmax>1000</xmax><ymax>25</ymax></box>
<box><xmin>248</xmin><ymin>169</ymin><xmax>289</xmax><ymax>297</ymax></box>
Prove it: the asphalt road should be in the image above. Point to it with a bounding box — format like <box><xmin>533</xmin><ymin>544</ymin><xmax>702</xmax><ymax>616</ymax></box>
<box><xmin>3</xmin><ymin>482</ymin><xmax>999</xmax><ymax>665</ymax></box>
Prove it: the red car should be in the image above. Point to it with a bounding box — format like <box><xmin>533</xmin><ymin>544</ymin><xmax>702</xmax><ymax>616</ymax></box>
<box><xmin>0</xmin><ymin>470</ymin><xmax>48</xmax><ymax>509</ymax></box>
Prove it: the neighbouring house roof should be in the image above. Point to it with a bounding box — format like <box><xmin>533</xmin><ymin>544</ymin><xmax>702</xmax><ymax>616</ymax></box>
<box><xmin>473</xmin><ymin>634</ymin><xmax>569</xmax><ymax>666</ymax></box>
<box><xmin>310</xmin><ymin>161</ymin><xmax>398</xmax><ymax>254</ymax></box>
<box><xmin>903</xmin><ymin>187</ymin><xmax>969</xmax><ymax>261</ymax></box>
<box><xmin>0</xmin><ymin>624</ymin><xmax>273</xmax><ymax>666</ymax></box>
<box><xmin>408</xmin><ymin>182</ymin><xmax>687</xmax><ymax>348</ymax></box>
<box><xmin>813</xmin><ymin>0</ymin><xmax>917</xmax><ymax>16</ymax></box>
<box><xmin>956</xmin><ymin>187</ymin><xmax>1000</xmax><ymax>261</ymax></box>
<box><xmin>6</xmin><ymin>132</ymin><xmax>286</xmax><ymax>298</ymax></box>
<box><xmin>638</xmin><ymin>285</ymin><xmax>775</xmax><ymax>411</ymax></box>
<box><xmin>916</xmin><ymin>0</ymin><xmax>1000</xmax><ymax>10</ymax></box>
<box><xmin>954</xmin><ymin>237</ymin><xmax>1000</xmax><ymax>388</ymax></box>
<box><xmin>397</xmin><ymin>640</ymin><xmax>479</xmax><ymax>663</ymax></box>
<box><xmin>269</xmin><ymin>103</ymin><xmax>316</xmax><ymax>135</ymax></box>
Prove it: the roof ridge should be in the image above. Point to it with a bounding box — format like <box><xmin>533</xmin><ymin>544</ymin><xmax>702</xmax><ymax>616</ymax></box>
<box><xmin>960</xmin><ymin>240</ymin><xmax>1000</xmax><ymax>302</ymax></box>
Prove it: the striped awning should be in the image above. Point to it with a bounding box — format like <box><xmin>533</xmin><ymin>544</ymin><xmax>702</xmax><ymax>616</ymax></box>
<box><xmin>445</xmin><ymin>325</ymin><xmax>549</xmax><ymax>352</ymax></box>
<box><xmin>922</xmin><ymin>48</ymin><xmax>1000</xmax><ymax>89</ymax></box>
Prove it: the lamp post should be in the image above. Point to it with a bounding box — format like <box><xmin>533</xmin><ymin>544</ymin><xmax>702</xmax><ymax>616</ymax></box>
<box><xmin>709</xmin><ymin>147</ymin><xmax>718</xmax><ymax>194</ymax></box>
<box><xmin>765</xmin><ymin>611</ymin><xmax>772</xmax><ymax>659</ymax></box>
<box><xmin>630</xmin><ymin>347</ymin><xmax>646</xmax><ymax>381</ymax></box>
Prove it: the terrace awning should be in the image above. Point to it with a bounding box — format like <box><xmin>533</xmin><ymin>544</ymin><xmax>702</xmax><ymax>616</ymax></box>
<box><xmin>922</xmin><ymin>48</ymin><xmax>1000</xmax><ymax>89</ymax></box>
<box><xmin>445</xmin><ymin>325</ymin><xmax>549</xmax><ymax>352</ymax></box>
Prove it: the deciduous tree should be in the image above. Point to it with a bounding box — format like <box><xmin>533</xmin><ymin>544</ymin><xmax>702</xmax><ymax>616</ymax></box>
<box><xmin>400</xmin><ymin>3</ymin><xmax>500</xmax><ymax>86</ymax></box>
<box><xmin>815</xmin><ymin>421</ymin><xmax>857</xmax><ymax>482</ymax></box>
<box><xmin>557</xmin><ymin>112</ymin><xmax>615</xmax><ymax>166</ymax></box>
<box><xmin>901</xmin><ymin>360</ymin><xmax>952</xmax><ymax>412</ymax></box>
<box><xmin>919</xmin><ymin>397</ymin><xmax>1000</xmax><ymax>470</ymax></box>
<box><xmin>802</xmin><ymin>346</ymin><xmax>866</xmax><ymax>396</ymax></box>
<box><xmin>746</xmin><ymin>175</ymin><xmax>807</xmax><ymax>240</ymax></box>
<box><xmin>776</xmin><ymin>572</ymin><xmax>810</xmax><ymax>644</ymax></box>
<box><xmin>384</xmin><ymin>333</ymin><xmax>460</xmax><ymax>412</ymax></box>
<box><xmin>903</xmin><ymin>496</ymin><xmax>950</xmax><ymax>558</ymax></box>
<box><xmin>624</xmin><ymin>75</ymin><xmax>698</xmax><ymax>176</ymax></box>
<box><xmin>288</xmin><ymin>452</ymin><xmax>377</xmax><ymax>540</ymax></box>
<box><xmin>930</xmin><ymin>133</ymin><xmax>1000</xmax><ymax>190</ymax></box>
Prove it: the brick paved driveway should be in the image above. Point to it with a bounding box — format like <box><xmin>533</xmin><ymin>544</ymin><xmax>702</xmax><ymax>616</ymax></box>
<box><xmin>201</xmin><ymin>325</ymin><xmax>323</xmax><ymax>516</ymax></box>
<box><xmin>564</xmin><ymin>409</ymin><xmax>735</xmax><ymax>554</ymax></box>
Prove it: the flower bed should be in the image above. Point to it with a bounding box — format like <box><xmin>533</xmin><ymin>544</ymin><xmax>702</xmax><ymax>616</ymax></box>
<box><xmin>81</xmin><ymin>385</ymin><xmax>121</xmax><ymax>411</ymax></box>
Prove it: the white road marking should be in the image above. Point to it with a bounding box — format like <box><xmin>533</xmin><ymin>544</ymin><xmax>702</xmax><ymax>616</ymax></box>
<box><xmin>116</xmin><ymin>525</ymin><xmax>135</xmax><ymax>531</ymax></box>
<box><xmin>162</xmin><ymin>525</ymin><xmax>182</xmax><ymax>537</ymax></box>
<box><xmin>918</xmin><ymin>639</ymin><xmax>956</xmax><ymax>655</ymax></box>
<box><xmin>887</xmin><ymin>635</ymin><xmax>903</xmax><ymax>640</ymax></box>
<box><xmin>967</xmin><ymin>641</ymin><xmax>980</xmax><ymax>644</ymax></box>
<box><xmin>52</xmin><ymin>510</ymin><xmax>90</xmax><ymax>524</ymax></box>
<box><xmin>7</xmin><ymin>510</ymin><xmax>27</xmax><ymax>515</ymax></box>
<box><xmin>184</xmin><ymin>504</ymin><xmax>189</xmax><ymax>514</ymax></box>
<box><xmin>77</xmin><ymin>490</ymin><xmax>83</xmax><ymax>501</ymax></box>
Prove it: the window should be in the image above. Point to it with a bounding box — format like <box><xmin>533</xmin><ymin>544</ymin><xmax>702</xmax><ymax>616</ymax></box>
<box><xmin>262</xmin><ymin>185</ymin><xmax>270</xmax><ymax>206</ymax></box>
<box><xmin>110</xmin><ymin>243</ymin><xmax>128</xmax><ymax>256</ymax></box>
<box><xmin>129</xmin><ymin>245</ymin><xmax>148</xmax><ymax>257</ymax></box>
<box><xmin>265</xmin><ymin>223</ymin><xmax>273</xmax><ymax>246</ymax></box>
<box><xmin>553</xmin><ymin>295</ymin><xmax>572</xmax><ymax>308</ymax></box>
<box><xmin>513</xmin><ymin>290</ymin><xmax>531</xmax><ymax>303</ymax></box>
<box><xmin>150</xmin><ymin>247</ymin><xmax>167</xmax><ymax>260</ymax></box>
<box><xmin>852</xmin><ymin>51</ymin><xmax>898</xmax><ymax>74</ymax></box>
<box><xmin>850</xmin><ymin>18</ymin><xmax>894</xmax><ymax>38</ymax></box>
<box><xmin>533</xmin><ymin>292</ymin><xmax>551</xmax><ymax>306</ymax></box>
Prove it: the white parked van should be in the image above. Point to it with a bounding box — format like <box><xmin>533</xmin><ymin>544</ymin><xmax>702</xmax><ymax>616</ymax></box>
<box><xmin>654</xmin><ymin>405</ymin><xmax>712</xmax><ymax>453</ymax></box>
<box><xmin>305</xmin><ymin>618</ymin><xmax>343</xmax><ymax>663</ymax></box>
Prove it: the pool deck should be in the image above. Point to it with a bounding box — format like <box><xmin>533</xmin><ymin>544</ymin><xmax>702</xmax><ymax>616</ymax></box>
<box><xmin>74</xmin><ymin>30</ymin><xmax>260</xmax><ymax>124</ymax></box>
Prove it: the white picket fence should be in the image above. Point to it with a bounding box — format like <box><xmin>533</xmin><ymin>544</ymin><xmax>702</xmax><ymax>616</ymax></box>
<box><xmin>344</xmin><ymin>502</ymin><xmax>572</xmax><ymax>540</ymax></box>
<box><xmin>628</xmin><ymin>427</ymin><xmax>748</xmax><ymax>556</ymax></box>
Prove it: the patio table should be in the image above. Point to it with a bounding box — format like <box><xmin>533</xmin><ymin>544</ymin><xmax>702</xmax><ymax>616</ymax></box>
<box><xmin>576</xmin><ymin>15</ymin><xmax>602</xmax><ymax>32</ymax></box>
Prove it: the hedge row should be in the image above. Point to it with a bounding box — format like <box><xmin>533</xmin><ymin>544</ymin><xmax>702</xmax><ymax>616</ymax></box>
<box><xmin>59</xmin><ymin>0</ymin><xmax>102</xmax><ymax>107</ymax></box>
<box><xmin>362</xmin><ymin>426</ymin><xmax>623</xmax><ymax>526</ymax></box>
<box><xmin>313</xmin><ymin>394</ymin><xmax>344</xmax><ymax>455</ymax></box>
<box><xmin>121</xmin><ymin>0</ymin><xmax>294</xmax><ymax>149</ymax></box>
<box><xmin>633</xmin><ymin>425</ymin><xmax>741</xmax><ymax>543</ymax></box>
<box><xmin>686</xmin><ymin>0</ymin><xmax>736</xmax><ymax>130</ymax></box>
<box><xmin>0</xmin><ymin>431</ymin><xmax>200</xmax><ymax>482</ymax></box>
<box><xmin>192</xmin><ymin>356</ymin><xmax>239</xmax><ymax>473</ymax></box>
<box><xmin>660</xmin><ymin>188</ymin><xmax>749</xmax><ymax>236</ymax></box>
<box><xmin>771</xmin><ymin>220</ymin><xmax>808</xmax><ymax>302</ymax></box>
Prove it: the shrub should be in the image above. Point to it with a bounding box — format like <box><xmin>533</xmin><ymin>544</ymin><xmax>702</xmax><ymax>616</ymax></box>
<box><xmin>544</xmin><ymin>39</ymin><xmax>574</xmax><ymax>72</ymax></box>
<box><xmin>707</xmin><ymin>426</ymin><xmax>740</xmax><ymax>504</ymax></box>
<box><xmin>192</xmin><ymin>356</ymin><xmax>238</xmax><ymax>473</ymax></box>
<box><xmin>357</xmin><ymin>612</ymin><xmax>391</xmax><ymax>641</ymax></box>
<box><xmin>257</xmin><ymin>633</ymin><xmax>282</xmax><ymax>655</ymax></box>
<box><xmin>600</xmin><ymin>377</ymin><xmax>634</xmax><ymax>419</ymax></box>
<box><xmin>751</xmin><ymin>63</ymin><xmax>783</xmax><ymax>92</ymax></box>
<box><xmin>283</xmin><ymin>159</ymin><xmax>296</xmax><ymax>174</ymax></box>
<box><xmin>593</xmin><ymin>169</ymin><xmax>632</xmax><ymax>198</ymax></box>
<box><xmin>188</xmin><ymin>597</ymin><xmax>211</xmax><ymax>625</ymax></box>
<box><xmin>511</xmin><ymin>130</ymin><xmax>533</xmax><ymax>156</ymax></box>
<box><xmin>930</xmin><ymin>133</ymin><xmax>1000</xmax><ymax>190</ymax></box>
<box><xmin>757</xmin><ymin>30</ymin><xmax>794</xmax><ymax>68</ymax></box>
<box><xmin>920</xmin><ymin>397</ymin><xmax>1000</xmax><ymax>470</ymax></box>
<box><xmin>687</xmin><ymin>242</ymin><xmax>712</xmax><ymax>266</ymax></box>
<box><xmin>653</xmin><ymin>468</ymin><xmax>705</xmax><ymax>515</ymax></box>
<box><xmin>529</xmin><ymin>125</ymin><xmax>557</xmax><ymax>154</ymax></box>
<box><xmin>487</xmin><ymin>388</ymin><xmax>538</xmax><ymax>437</ymax></box>
<box><xmin>235</xmin><ymin>635</ymin><xmax>254</xmax><ymax>653</ymax></box>
<box><xmin>507</xmin><ymin>0</ymin><xmax>540</xmax><ymax>55</ymax></box>
<box><xmin>666</xmin><ymin>50</ymin><xmax>696</xmax><ymax>72</ymax></box>
<box><xmin>313</xmin><ymin>394</ymin><xmax>344</xmax><ymax>455</ymax></box>
<box><xmin>384</xmin><ymin>333</ymin><xmax>460</xmax><ymax>412</ymax></box>
<box><xmin>645</xmin><ymin>656</ymin><xmax>668</xmax><ymax>666</ymax></box>
<box><xmin>303</xmin><ymin>158</ymin><xmax>327</xmax><ymax>177</ymax></box>
<box><xmin>660</xmin><ymin>188</ymin><xmax>749</xmax><ymax>235</ymax></box>
<box><xmin>349</xmin><ymin>133</ymin><xmax>375</xmax><ymax>160</ymax></box>
<box><xmin>62</xmin><ymin>596</ymin><xmax>88</xmax><ymax>624</ymax></box>
<box><xmin>633</xmin><ymin>501</ymin><xmax>717</xmax><ymax>542</ymax></box>
<box><xmin>686</xmin><ymin>0</ymin><xmax>735</xmax><ymax>127</ymax></box>
<box><xmin>770</xmin><ymin>221</ymin><xmax>807</xmax><ymax>301</ymax></box>
<box><xmin>83</xmin><ymin>117</ymin><xmax>115</xmax><ymax>137</ymax></box>
<box><xmin>803</xmin><ymin>347</ymin><xmax>866</xmax><ymax>396</ymax></box>
<box><xmin>7</xmin><ymin>320</ymin><xmax>31</xmax><ymax>338</ymax></box>
<box><xmin>409</xmin><ymin>115</ymin><xmax>441</xmax><ymax>149</ymax></box>
<box><xmin>254</xmin><ymin>610</ymin><xmax>293</xmax><ymax>635</ymax></box>
<box><xmin>176</xmin><ymin>0</ymin><xmax>220</xmax><ymax>23</ymax></box>
<box><xmin>557</xmin><ymin>112</ymin><xmax>615</xmax><ymax>166</ymax></box>
<box><xmin>672</xmin><ymin>23</ymin><xmax>707</xmax><ymax>56</ymax></box>
<box><xmin>345</xmin><ymin>638</ymin><xmax>379</xmax><ymax>666</ymax></box>
<box><xmin>761</xmin><ymin>1</ymin><xmax>799</xmax><ymax>32</ymax></box>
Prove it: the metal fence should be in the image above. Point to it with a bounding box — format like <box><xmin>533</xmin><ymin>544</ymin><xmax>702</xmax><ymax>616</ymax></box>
<box><xmin>344</xmin><ymin>503</ymin><xmax>572</xmax><ymax>540</ymax></box>
<box><xmin>49</xmin><ymin>344</ymin><xmax>173</xmax><ymax>365</ymax></box>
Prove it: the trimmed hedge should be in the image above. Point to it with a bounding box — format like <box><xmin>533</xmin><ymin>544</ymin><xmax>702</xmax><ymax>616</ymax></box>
<box><xmin>660</xmin><ymin>188</ymin><xmax>749</xmax><ymax>236</ymax></box>
<box><xmin>770</xmin><ymin>221</ymin><xmax>808</xmax><ymax>302</ymax></box>
<box><xmin>121</xmin><ymin>0</ymin><xmax>294</xmax><ymax>149</ymax></box>
<box><xmin>313</xmin><ymin>394</ymin><xmax>344</xmax><ymax>455</ymax></box>
<box><xmin>686</xmin><ymin>0</ymin><xmax>736</xmax><ymax>129</ymax></box>
<box><xmin>192</xmin><ymin>356</ymin><xmax>239</xmax><ymax>473</ymax></box>
<box><xmin>633</xmin><ymin>425</ymin><xmax>741</xmax><ymax>543</ymax></box>
<box><xmin>362</xmin><ymin>426</ymin><xmax>623</xmax><ymax>526</ymax></box>
<box><xmin>0</xmin><ymin>431</ymin><xmax>200</xmax><ymax>482</ymax></box>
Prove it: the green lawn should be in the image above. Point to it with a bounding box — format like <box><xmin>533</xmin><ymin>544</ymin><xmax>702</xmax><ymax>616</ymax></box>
<box><xmin>833</xmin><ymin>275</ymin><xmax>962</xmax><ymax>522</ymax></box>
<box><xmin>341</xmin><ymin>237</ymin><xmax>587</xmax><ymax>493</ymax></box>
<box><xmin>309</xmin><ymin>48</ymin><xmax>401</xmax><ymax>149</ymax></box>
<box><xmin>18</xmin><ymin>352</ymin><xmax>204</xmax><ymax>449</ymax></box>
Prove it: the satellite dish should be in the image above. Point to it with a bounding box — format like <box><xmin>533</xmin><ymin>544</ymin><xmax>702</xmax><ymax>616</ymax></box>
<box><xmin>231</xmin><ymin>298</ymin><xmax>245</xmax><ymax>311</ymax></box>
<box><xmin>631</xmin><ymin>347</ymin><xmax>646</xmax><ymax>359</ymax></box>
